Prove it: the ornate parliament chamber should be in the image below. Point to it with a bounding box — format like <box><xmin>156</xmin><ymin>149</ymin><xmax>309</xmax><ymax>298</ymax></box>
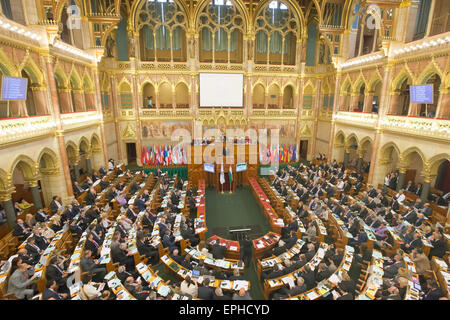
<box><xmin>0</xmin><ymin>0</ymin><xmax>448</xmax><ymax>302</ymax></box>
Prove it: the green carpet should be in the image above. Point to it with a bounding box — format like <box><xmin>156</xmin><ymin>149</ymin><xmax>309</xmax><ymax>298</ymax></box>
<box><xmin>205</xmin><ymin>186</ymin><xmax>269</xmax><ymax>300</ymax></box>
<box><xmin>152</xmin><ymin>185</ymin><xmax>271</xmax><ymax>299</ymax></box>
<box><xmin>205</xmin><ymin>186</ymin><xmax>271</xmax><ymax>239</ymax></box>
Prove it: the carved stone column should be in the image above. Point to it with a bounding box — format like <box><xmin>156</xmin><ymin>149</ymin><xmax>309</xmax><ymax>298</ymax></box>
<box><xmin>396</xmin><ymin>155</ymin><xmax>407</xmax><ymax>191</ymax></box>
<box><xmin>328</xmin><ymin>72</ymin><xmax>341</xmax><ymax>159</ymax></box>
<box><xmin>363</xmin><ymin>91</ymin><xmax>374</xmax><ymax>113</ymax></box>
<box><xmin>356</xmin><ymin>149</ymin><xmax>364</xmax><ymax>172</ymax></box>
<box><xmin>343</xmin><ymin>147</ymin><xmax>350</xmax><ymax>169</ymax></box>
<box><xmin>109</xmin><ymin>75</ymin><xmax>124</xmax><ymax>161</ymax></box>
<box><xmin>28</xmin><ymin>179</ymin><xmax>43</xmax><ymax>210</ymax></box>
<box><xmin>0</xmin><ymin>192</ymin><xmax>16</xmax><ymax>229</ymax></box>
<box><xmin>436</xmin><ymin>89</ymin><xmax>448</xmax><ymax>118</ymax></box>
<box><xmin>32</xmin><ymin>87</ymin><xmax>49</xmax><ymax>115</ymax></box>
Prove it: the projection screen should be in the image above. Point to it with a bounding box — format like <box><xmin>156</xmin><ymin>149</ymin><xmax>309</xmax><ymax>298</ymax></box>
<box><xmin>199</xmin><ymin>73</ymin><xmax>244</xmax><ymax>107</ymax></box>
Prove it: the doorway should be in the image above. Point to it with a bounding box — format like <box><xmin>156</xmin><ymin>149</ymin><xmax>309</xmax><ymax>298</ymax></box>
<box><xmin>126</xmin><ymin>143</ymin><xmax>137</xmax><ymax>165</ymax></box>
<box><xmin>299</xmin><ymin>140</ymin><xmax>308</xmax><ymax>160</ymax></box>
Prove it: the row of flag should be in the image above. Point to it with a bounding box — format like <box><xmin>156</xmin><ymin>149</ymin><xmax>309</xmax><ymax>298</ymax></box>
<box><xmin>141</xmin><ymin>145</ymin><xmax>188</xmax><ymax>166</ymax></box>
<box><xmin>220</xmin><ymin>163</ymin><xmax>233</xmax><ymax>185</ymax></box>
<box><xmin>259</xmin><ymin>144</ymin><xmax>298</xmax><ymax>163</ymax></box>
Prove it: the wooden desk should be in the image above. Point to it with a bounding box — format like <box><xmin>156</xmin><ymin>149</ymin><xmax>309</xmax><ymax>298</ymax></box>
<box><xmin>431</xmin><ymin>257</ymin><xmax>450</xmax><ymax>299</ymax></box>
<box><xmin>207</xmin><ymin>235</ymin><xmax>240</xmax><ymax>260</ymax></box>
<box><xmin>285</xmin><ymin>245</ymin><xmax>354</xmax><ymax>300</ymax></box>
<box><xmin>263</xmin><ymin>242</ymin><xmax>329</xmax><ymax>299</ymax></box>
<box><xmin>161</xmin><ymin>254</ymin><xmax>250</xmax><ymax>294</ymax></box>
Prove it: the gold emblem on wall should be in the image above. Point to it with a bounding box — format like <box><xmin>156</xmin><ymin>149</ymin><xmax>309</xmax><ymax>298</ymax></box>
<box><xmin>122</xmin><ymin>124</ymin><xmax>137</xmax><ymax>141</ymax></box>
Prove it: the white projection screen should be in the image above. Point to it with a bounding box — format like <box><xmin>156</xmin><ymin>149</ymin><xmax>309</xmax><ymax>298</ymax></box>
<box><xmin>199</xmin><ymin>73</ymin><xmax>243</xmax><ymax>107</ymax></box>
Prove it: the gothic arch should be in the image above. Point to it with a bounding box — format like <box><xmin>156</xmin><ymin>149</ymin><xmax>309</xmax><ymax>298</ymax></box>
<box><xmin>417</xmin><ymin>62</ymin><xmax>443</xmax><ymax>85</ymax></box>
<box><xmin>379</xmin><ymin>141</ymin><xmax>401</xmax><ymax>162</ymax></box>
<box><xmin>334</xmin><ymin>130</ymin><xmax>345</xmax><ymax>147</ymax></box>
<box><xmin>0</xmin><ymin>48</ymin><xmax>18</xmax><ymax>76</ymax></box>
<box><xmin>428</xmin><ymin>153</ymin><xmax>450</xmax><ymax>176</ymax></box>
<box><xmin>345</xmin><ymin>133</ymin><xmax>359</xmax><ymax>148</ymax></box>
<box><xmin>130</xmin><ymin>0</ymin><xmax>190</xmax><ymax>31</ymax></box>
<box><xmin>401</xmin><ymin>146</ymin><xmax>427</xmax><ymax>165</ymax></box>
<box><xmin>352</xmin><ymin>73</ymin><xmax>367</xmax><ymax>94</ymax></box>
<box><xmin>391</xmin><ymin>67</ymin><xmax>414</xmax><ymax>92</ymax></box>
<box><xmin>253</xmin><ymin>0</ymin><xmax>306</xmax><ymax>36</ymax></box>
<box><xmin>359</xmin><ymin>136</ymin><xmax>373</xmax><ymax>150</ymax></box>
<box><xmin>194</xmin><ymin>0</ymin><xmax>250</xmax><ymax>34</ymax></box>
<box><xmin>9</xmin><ymin>155</ymin><xmax>38</xmax><ymax>180</ymax></box>
<box><xmin>69</xmin><ymin>67</ymin><xmax>83</xmax><ymax>90</ymax></box>
<box><xmin>21</xmin><ymin>56</ymin><xmax>45</xmax><ymax>86</ymax></box>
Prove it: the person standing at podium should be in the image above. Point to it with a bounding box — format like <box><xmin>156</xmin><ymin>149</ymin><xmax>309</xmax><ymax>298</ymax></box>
<box><xmin>239</xmin><ymin>234</ymin><xmax>253</xmax><ymax>267</ymax></box>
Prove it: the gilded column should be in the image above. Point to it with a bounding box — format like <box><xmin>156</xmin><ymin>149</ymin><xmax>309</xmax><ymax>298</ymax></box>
<box><xmin>93</xmin><ymin>70</ymin><xmax>109</xmax><ymax>167</ymax></box>
<box><xmin>396</xmin><ymin>155</ymin><xmax>407</xmax><ymax>191</ymax></box>
<box><xmin>44</xmin><ymin>56</ymin><xmax>74</xmax><ymax>200</ymax></box>
<box><xmin>420</xmin><ymin>163</ymin><xmax>431</xmax><ymax>202</ymax></box>
<box><xmin>356</xmin><ymin>149</ymin><xmax>364</xmax><ymax>172</ymax></box>
<box><xmin>132</xmin><ymin>73</ymin><xmax>142</xmax><ymax>166</ymax></box>
<box><xmin>343</xmin><ymin>146</ymin><xmax>350</xmax><ymax>169</ymax></box>
<box><xmin>110</xmin><ymin>75</ymin><xmax>124</xmax><ymax>161</ymax></box>
<box><xmin>368</xmin><ymin>63</ymin><xmax>393</xmax><ymax>184</ymax></box>
<box><xmin>311</xmin><ymin>78</ymin><xmax>322</xmax><ymax>157</ymax></box>
<box><xmin>328</xmin><ymin>72</ymin><xmax>341</xmax><ymax>159</ymax></box>
<box><xmin>363</xmin><ymin>91</ymin><xmax>374</xmax><ymax>113</ymax></box>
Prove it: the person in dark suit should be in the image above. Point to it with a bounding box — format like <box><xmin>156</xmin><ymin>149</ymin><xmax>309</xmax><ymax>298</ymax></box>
<box><xmin>99</xmin><ymin>177</ymin><xmax>109</xmax><ymax>190</ymax></box>
<box><xmin>335</xmin><ymin>282</ymin><xmax>353</xmax><ymax>300</ymax></box>
<box><xmin>162</xmin><ymin>230</ymin><xmax>178</xmax><ymax>252</ymax></box>
<box><xmin>84</xmin><ymin>188</ymin><xmax>97</xmax><ymax>206</ymax></box>
<box><xmin>73</xmin><ymin>182</ymin><xmax>85</xmax><ymax>197</ymax></box>
<box><xmin>135</xmin><ymin>195</ymin><xmax>147</xmax><ymax>212</ymax></box>
<box><xmin>13</xmin><ymin>219</ymin><xmax>32</xmax><ymax>242</ymax></box>
<box><xmin>300</xmin><ymin>265</ymin><xmax>315</xmax><ymax>290</ymax></box>
<box><xmin>99</xmin><ymin>166</ymin><xmax>107</xmax><ymax>177</ymax></box>
<box><xmin>85</xmin><ymin>232</ymin><xmax>102</xmax><ymax>258</ymax></box>
<box><xmin>141</xmin><ymin>211</ymin><xmax>153</xmax><ymax>230</ymax></box>
<box><xmin>25</xmin><ymin>237</ymin><xmax>41</xmax><ymax>264</ymax></box>
<box><xmin>80</xmin><ymin>249</ymin><xmax>107</xmax><ymax>282</ymax></box>
<box><xmin>111</xmin><ymin>242</ymin><xmax>135</xmax><ymax>272</ymax></box>
<box><xmin>279</xmin><ymin>276</ymin><xmax>307</xmax><ymax>298</ymax></box>
<box><xmin>429</xmin><ymin>230</ymin><xmax>446</xmax><ymax>259</ymax></box>
<box><xmin>422</xmin><ymin>280</ymin><xmax>444</xmax><ymax>300</ymax></box>
<box><xmin>49</xmin><ymin>196</ymin><xmax>63</xmax><ymax>215</ymax></box>
<box><xmin>136</xmin><ymin>232</ymin><xmax>158</xmax><ymax>265</ymax></box>
<box><xmin>129</xmin><ymin>182</ymin><xmax>139</xmax><ymax>195</ymax></box>
<box><xmin>42</xmin><ymin>279</ymin><xmax>68</xmax><ymax>300</ymax></box>
<box><xmin>210</xmin><ymin>241</ymin><xmax>227</xmax><ymax>260</ymax></box>
<box><xmin>197</xmin><ymin>277</ymin><xmax>214</xmax><ymax>300</ymax></box>
<box><xmin>239</xmin><ymin>234</ymin><xmax>253</xmax><ymax>267</ymax></box>
<box><xmin>32</xmin><ymin>228</ymin><xmax>49</xmax><ymax>250</ymax></box>
<box><xmin>106</xmin><ymin>187</ymin><xmax>118</xmax><ymax>202</ymax></box>
<box><xmin>35</xmin><ymin>209</ymin><xmax>50</xmax><ymax>223</ymax></box>
<box><xmin>45</xmin><ymin>256</ymin><xmax>70</xmax><ymax>294</ymax></box>
<box><xmin>422</xmin><ymin>203</ymin><xmax>433</xmax><ymax>219</ymax></box>
<box><xmin>126</xmin><ymin>205</ymin><xmax>138</xmax><ymax>223</ymax></box>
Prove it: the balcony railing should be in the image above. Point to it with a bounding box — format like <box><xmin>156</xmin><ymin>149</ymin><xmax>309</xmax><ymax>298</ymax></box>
<box><xmin>334</xmin><ymin>111</ymin><xmax>378</xmax><ymax>128</ymax></box>
<box><xmin>250</xmin><ymin>109</ymin><xmax>297</xmax><ymax>118</ymax></box>
<box><xmin>0</xmin><ymin>115</ymin><xmax>55</xmax><ymax>145</ymax></box>
<box><xmin>140</xmin><ymin>109</ymin><xmax>192</xmax><ymax>119</ymax></box>
<box><xmin>381</xmin><ymin>115</ymin><xmax>450</xmax><ymax>140</ymax></box>
<box><xmin>61</xmin><ymin>111</ymin><xmax>102</xmax><ymax>129</ymax></box>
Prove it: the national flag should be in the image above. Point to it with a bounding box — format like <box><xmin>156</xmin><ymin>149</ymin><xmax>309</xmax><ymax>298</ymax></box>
<box><xmin>228</xmin><ymin>165</ymin><xmax>233</xmax><ymax>184</ymax></box>
<box><xmin>146</xmin><ymin>146</ymin><xmax>149</xmax><ymax>165</ymax></box>
<box><xmin>141</xmin><ymin>147</ymin><xmax>146</xmax><ymax>165</ymax></box>
<box><xmin>220</xmin><ymin>163</ymin><xmax>225</xmax><ymax>184</ymax></box>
